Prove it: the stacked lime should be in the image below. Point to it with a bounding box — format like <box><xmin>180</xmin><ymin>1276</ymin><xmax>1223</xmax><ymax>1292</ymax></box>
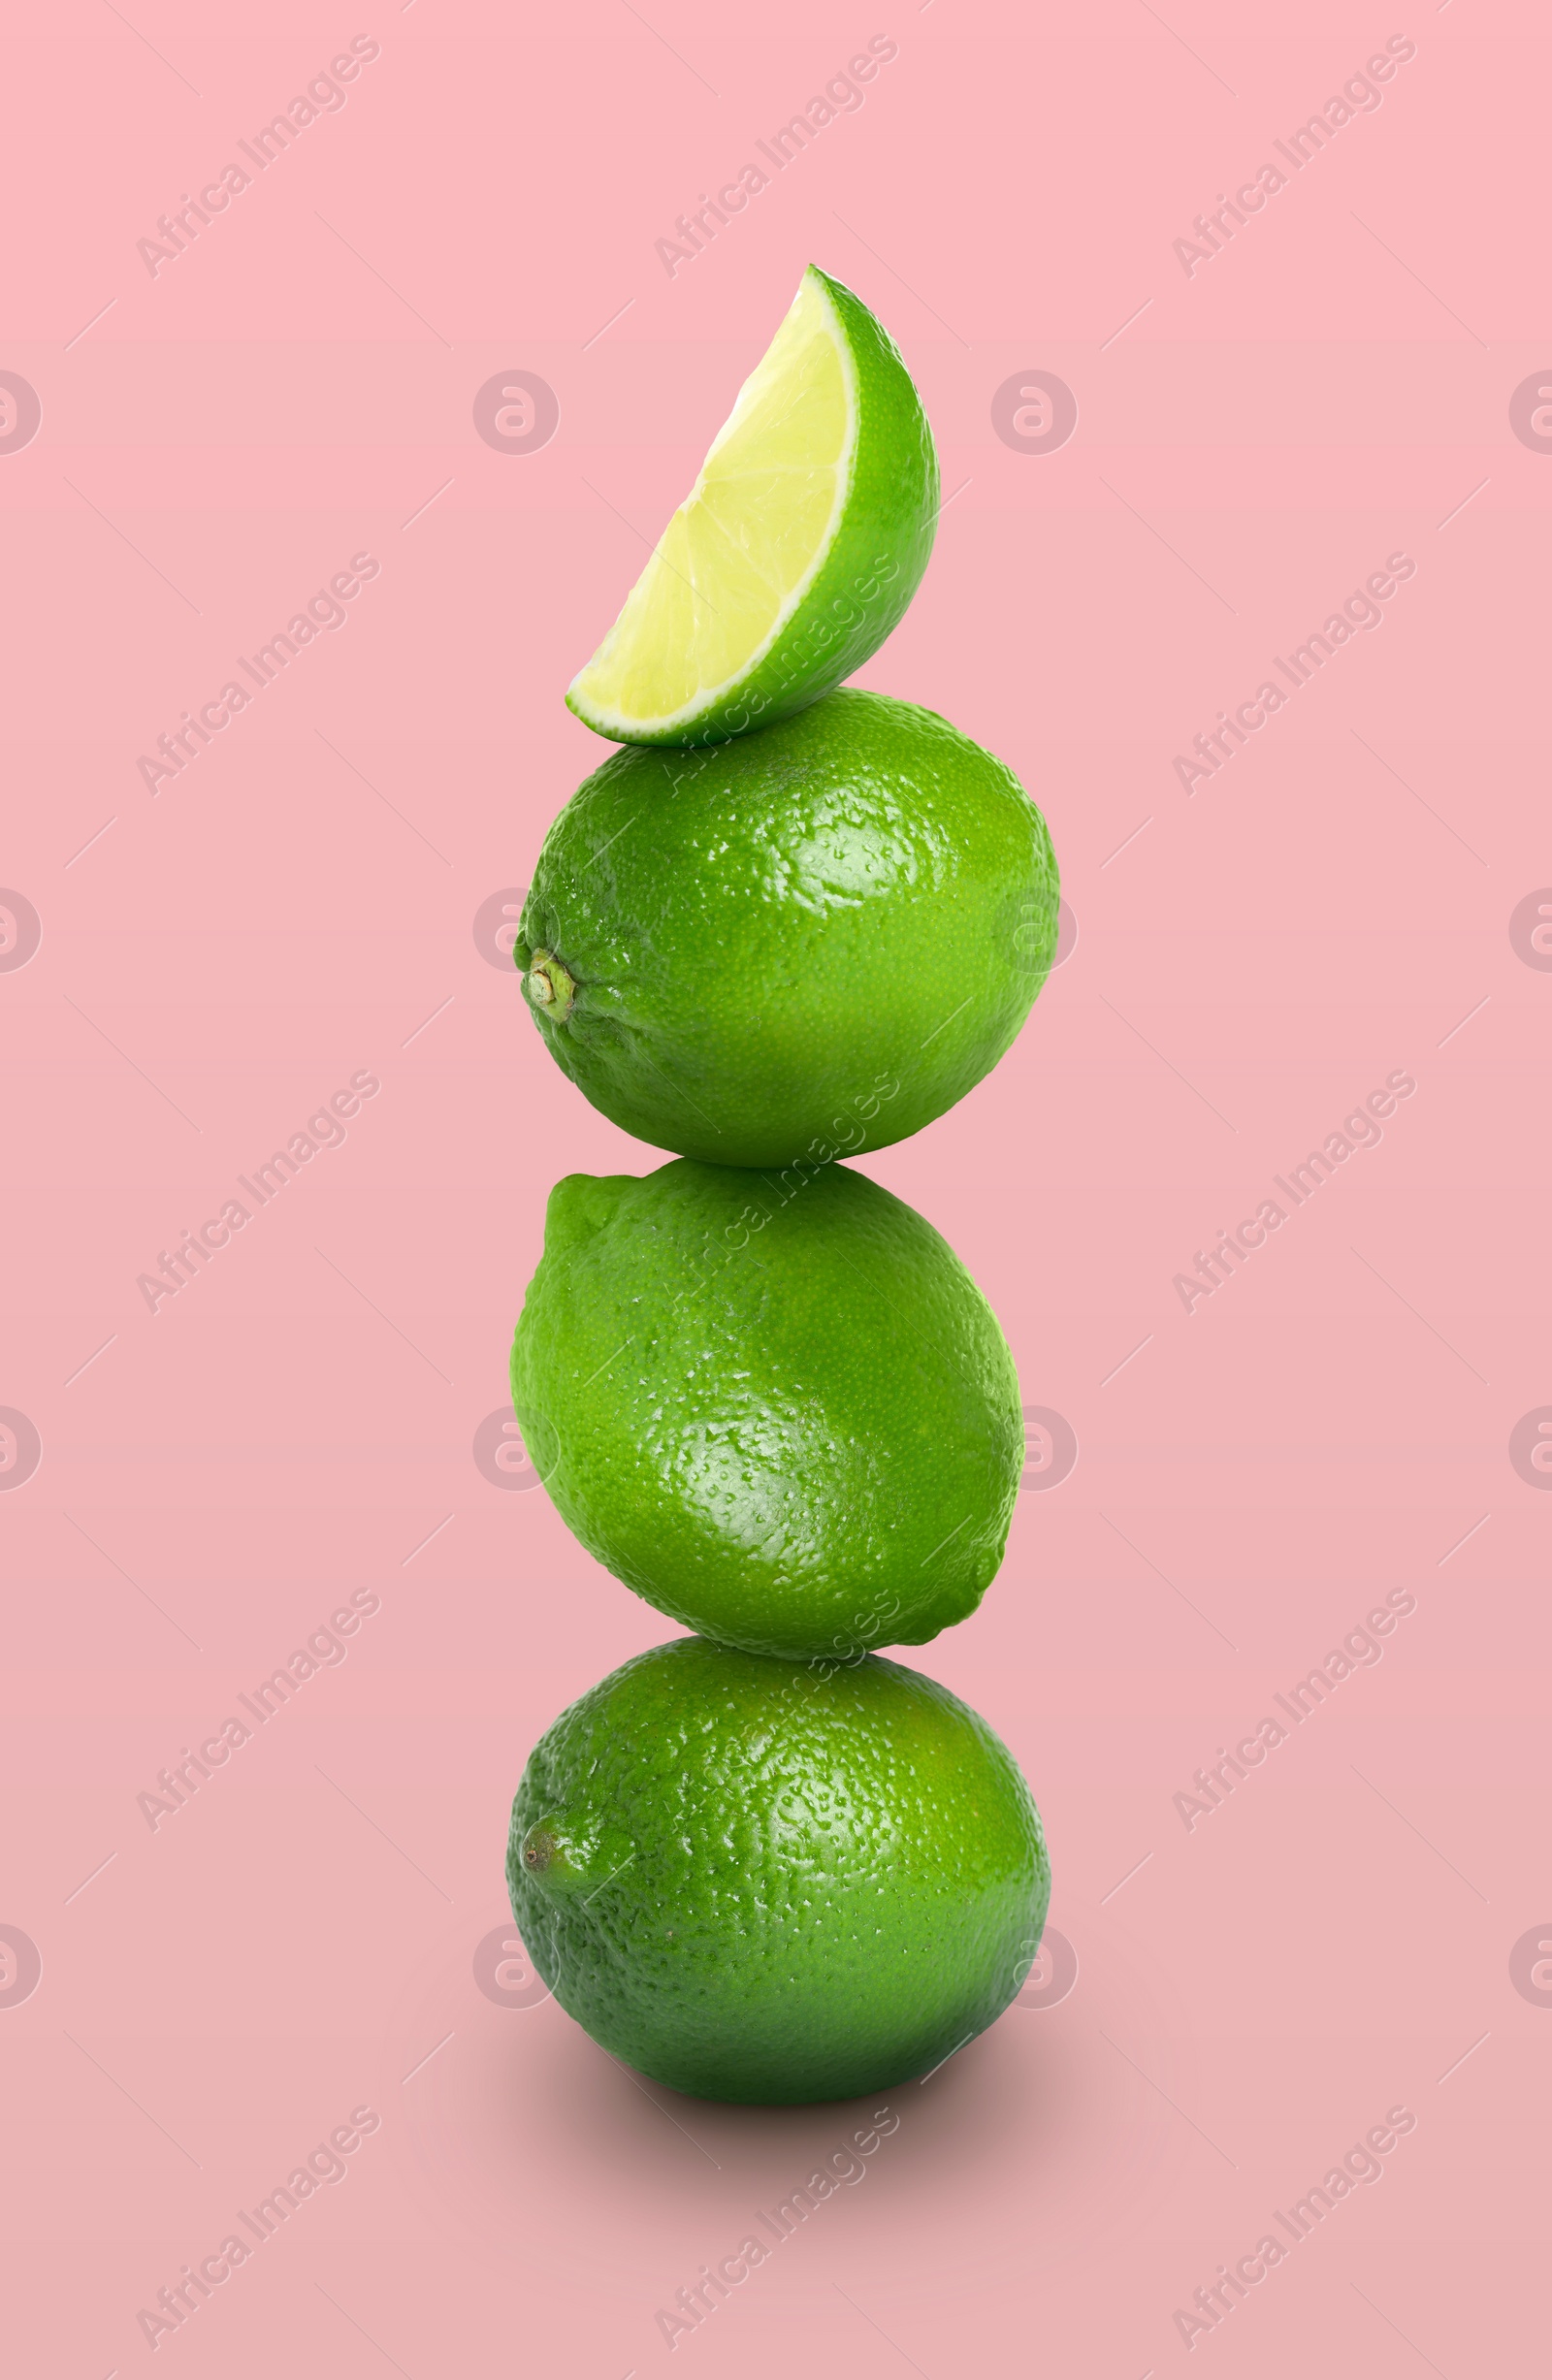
<box><xmin>566</xmin><ymin>265</ymin><xmax>938</xmax><ymax>746</ymax></box>
<box><xmin>504</xmin><ymin>267</ymin><xmax>1058</xmax><ymax>2104</ymax></box>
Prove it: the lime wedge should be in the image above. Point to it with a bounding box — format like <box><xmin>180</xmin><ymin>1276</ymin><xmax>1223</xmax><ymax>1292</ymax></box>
<box><xmin>566</xmin><ymin>265</ymin><xmax>939</xmax><ymax>747</ymax></box>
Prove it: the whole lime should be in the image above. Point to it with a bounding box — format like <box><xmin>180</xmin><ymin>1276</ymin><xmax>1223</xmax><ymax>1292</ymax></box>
<box><xmin>509</xmin><ymin>1158</ymin><xmax>1021</xmax><ymax>1657</ymax></box>
<box><xmin>508</xmin><ymin>1636</ymin><xmax>1051</xmax><ymax>2104</ymax></box>
<box><xmin>517</xmin><ymin>689</ymin><xmax>1057</xmax><ymax>1168</ymax></box>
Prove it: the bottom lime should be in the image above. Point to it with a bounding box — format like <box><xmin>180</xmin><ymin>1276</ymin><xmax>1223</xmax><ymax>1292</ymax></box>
<box><xmin>507</xmin><ymin>1636</ymin><xmax>1051</xmax><ymax>2105</ymax></box>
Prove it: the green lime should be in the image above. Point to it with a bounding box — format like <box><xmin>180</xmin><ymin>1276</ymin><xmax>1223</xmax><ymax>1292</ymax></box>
<box><xmin>509</xmin><ymin>1635</ymin><xmax>1050</xmax><ymax>2104</ymax></box>
<box><xmin>518</xmin><ymin>688</ymin><xmax>1057</xmax><ymax>1168</ymax></box>
<box><xmin>509</xmin><ymin>1157</ymin><xmax>1021</xmax><ymax>1657</ymax></box>
<box><xmin>566</xmin><ymin>265</ymin><xmax>938</xmax><ymax>747</ymax></box>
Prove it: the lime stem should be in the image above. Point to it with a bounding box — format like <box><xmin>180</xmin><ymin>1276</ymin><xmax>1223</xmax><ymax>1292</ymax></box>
<box><xmin>526</xmin><ymin>949</ymin><xmax>575</xmax><ymax>1024</ymax></box>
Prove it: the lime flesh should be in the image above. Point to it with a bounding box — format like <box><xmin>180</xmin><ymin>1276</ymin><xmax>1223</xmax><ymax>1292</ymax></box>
<box><xmin>566</xmin><ymin>266</ymin><xmax>938</xmax><ymax>747</ymax></box>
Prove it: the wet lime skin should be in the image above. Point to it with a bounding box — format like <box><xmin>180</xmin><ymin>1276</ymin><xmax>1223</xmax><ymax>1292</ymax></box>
<box><xmin>517</xmin><ymin>690</ymin><xmax>1059</xmax><ymax>1168</ymax></box>
<box><xmin>508</xmin><ymin>1636</ymin><xmax>1051</xmax><ymax>2105</ymax></box>
<box><xmin>509</xmin><ymin>1158</ymin><xmax>1023</xmax><ymax>1658</ymax></box>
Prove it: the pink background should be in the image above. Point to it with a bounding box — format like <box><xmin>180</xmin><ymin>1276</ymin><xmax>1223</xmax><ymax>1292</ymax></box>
<box><xmin>4</xmin><ymin>4</ymin><xmax>1549</xmax><ymax>2373</ymax></box>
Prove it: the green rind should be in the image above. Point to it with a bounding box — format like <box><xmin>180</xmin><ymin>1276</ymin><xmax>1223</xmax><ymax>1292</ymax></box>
<box><xmin>507</xmin><ymin>1638</ymin><xmax>1051</xmax><ymax>2104</ymax></box>
<box><xmin>566</xmin><ymin>267</ymin><xmax>939</xmax><ymax>748</ymax></box>
<box><xmin>519</xmin><ymin>689</ymin><xmax>1059</xmax><ymax>1169</ymax></box>
<box><xmin>508</xmin><ymin>1158</ymin><xmax>1023</xmax><ymax>1658</ymax></box>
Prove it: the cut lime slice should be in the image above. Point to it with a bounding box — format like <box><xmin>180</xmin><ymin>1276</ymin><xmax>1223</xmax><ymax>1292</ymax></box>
<box><xmin>566</xmin><ymin>265</ymin><xmax>938</xmax><ymax>748</ymax></box>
